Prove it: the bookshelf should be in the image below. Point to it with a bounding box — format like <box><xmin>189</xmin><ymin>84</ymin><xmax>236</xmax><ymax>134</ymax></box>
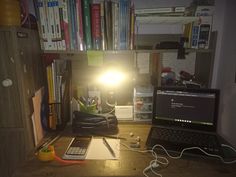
<box><xmin>35</xmin><ymin>0</ymin><xmax>216</xmax><ymax>122</ymax></box>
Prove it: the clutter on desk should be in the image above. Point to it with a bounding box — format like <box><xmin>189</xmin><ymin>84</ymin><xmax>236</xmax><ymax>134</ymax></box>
<box><xmin>72</xmin><ymin>111</ymin><xmax>118</xmax><ymax>135</ymax></box>
<box><xmin>161</xmin><ymin>67</ymin><xmax>201</xmax><ymax>88</ymax></box>
<box><xmin>37</xmin><ymin>145</ymin><xmax>55</xmax><ymax>162</ymax></box>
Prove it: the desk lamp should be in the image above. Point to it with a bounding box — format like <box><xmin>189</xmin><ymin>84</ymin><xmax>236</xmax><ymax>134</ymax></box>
<box><xmin>96</xmin><ymin>68</ymin><xmax>129</xmax><ymax>113</ymax></box>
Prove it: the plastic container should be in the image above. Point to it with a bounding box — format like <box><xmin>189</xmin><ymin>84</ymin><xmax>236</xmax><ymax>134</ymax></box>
<box><xmin>0</xmin><ymin>0</ymin><xmax>21</xmax><ymax>26</ymax></box>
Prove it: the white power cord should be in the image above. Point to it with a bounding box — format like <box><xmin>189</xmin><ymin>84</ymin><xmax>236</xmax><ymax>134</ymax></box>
<box><xmin>121</xmin><ymin>142</ymin><xmax>236</xmax><ymax>177</ymax></box>
<box><xmin>121</xmin><ymin>142</ymin><xmax>168</xmax><ymax>177</ymax></box>
<box><xmin>152</xmin><ymin>144</ymin><xmax>236</xmax><ymax>164</ymax></box>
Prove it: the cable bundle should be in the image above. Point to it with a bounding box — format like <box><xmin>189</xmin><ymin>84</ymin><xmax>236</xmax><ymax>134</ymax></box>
<box><xmin>72</xmin><ymin>111</ymin><xmax>118</xmax><ymax>135</ymax></box>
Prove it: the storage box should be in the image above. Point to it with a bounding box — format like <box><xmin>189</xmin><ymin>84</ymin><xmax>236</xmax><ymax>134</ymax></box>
<box><xmin>133</xmin><ymin>87</ymin><xmax>153</xmax><ymax>121</ymax></box>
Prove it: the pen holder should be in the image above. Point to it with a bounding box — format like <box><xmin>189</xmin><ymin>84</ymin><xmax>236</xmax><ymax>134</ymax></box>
<box><xmin>78</xmin><ymin>100</ymin><xmax>97</xmax><ymax>113</ymax></box>
<box><xmin>37</xmin><ymin>146</ymin><xmax>55</xmax><ymax>162</ymax></box>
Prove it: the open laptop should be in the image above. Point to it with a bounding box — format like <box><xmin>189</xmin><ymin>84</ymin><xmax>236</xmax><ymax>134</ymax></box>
<box><xmin>146</xmin><ymin>87</ymin><xmax>223</xmax><ymax>156</ymax></box>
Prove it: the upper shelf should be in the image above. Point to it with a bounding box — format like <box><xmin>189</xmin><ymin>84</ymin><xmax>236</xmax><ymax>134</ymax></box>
<box><xmin>42</xmin><ymin>48</ymin><xmax>212</xmax><ymax>55</ymax></box>
<box><xmin>135</xmin><ymin>16</ymin><xmax>198</xmax><ymax>25</ymax></box>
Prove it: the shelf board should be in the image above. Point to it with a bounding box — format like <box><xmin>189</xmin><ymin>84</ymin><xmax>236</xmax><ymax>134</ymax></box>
<box><xmin>42</xmin><ymin>48</ymin><xmax>212</xmax><ymax>55</ymax></box>
<box><xmin>134</xmin><ymin>111</ymin><xmax>152</xmax><ymax>114</ymax></box>
<box><xmin>42</xmin><ymin>50</ymin><xmax>134</xmax><ymax>55</ymax></box>
<box><xmin>135</xmin><ymin>48</ymin><xmax>212</xmax><ymax>53</ymax></box>
<box><xmin>136</xmin><ymin>16</ymin><xmax>198</xmax><ymax>24</ymax></box>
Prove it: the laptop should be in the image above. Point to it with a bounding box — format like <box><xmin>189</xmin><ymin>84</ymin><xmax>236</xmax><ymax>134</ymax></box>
<box><xmin>146</xmin><ymin>87</ymin><xmax>223</xmax><ymax>156</ymax></box>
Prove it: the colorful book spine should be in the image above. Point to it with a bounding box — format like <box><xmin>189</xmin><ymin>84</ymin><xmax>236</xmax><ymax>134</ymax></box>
<box><xmin>100</xmin><ymin>1</ymin><xmax>106</xmax><ymax>50</ymax></box>
<box><xmin>47</xmin><ymin>0</ymin><xmax>57</xmax><ymax>50</ymax></box>
<box><xmin>67</xmin><ymin>0</ymin><xmax>74</xmax><ymax>50</ymax></box>
<box><xmin>91</xmin><ymin>3</ymin><xmax>101</xmax><ymax>50</ymax></box>
<box><xmin>53</xmin><ymin>0</ymin><xmax>62</xmax><ymax>50</ymax></box>
<box><xmin>129</xmin><ymin>3</ymin><xmax>135</xmax><ymax>50</ymax></box>
<box><xmin>58</xmin><ymin>0</ymin><xmax>66</xmax><ymax>50</ymax></box>
<box><xmin>112</xmin><ymin>1</ymin><xmax>119</xmax><ymax>50</ymax></box>
<box><xmin>125</xmin><ymin>0</ymin><xmax>130</xmax><ymax>50</ymax></box>
<box><xmin>105</xmin><ymin>0</ymin><xmax>112</xmax><ymax>50</ymax></box>
<box><xmin>78</xmin><ymin>0</ymin><xmax>84</xmax><ymax>51</ymax></box>
<box><xmin>76</xmin><ymin>0</ymin><xmax>84</xmax><ymax>51</ymax></box>
<box><xmin>119</xmin><ymin>0</ymin><xmax>126</xmax><ymax>50</ymax></box>
<box><xmin>46</xmin><ymin>65</ymin><xmax>53</xmax><ymax>103</ymax></box>
<box><xmin>70</xmin><ymin>0</ymin><xmax>77</xmax><ymax>50</ymax></box>
<box><xmin>37</xmin><ymin>0</ymin><xmax>48</xmax><ymax>50</ymax></box>
<box><xmin>197</xmin><ymin>16</ymin><xmax>212</xmax><ymax>49</ymax></box>
<box><xmin>61</xmin><ymin>0</ymin><xmax>70</xmax><ymax>50</ymax></box>
<box><xmin>191</xmin><ymin>23</ymin><xmax>200</xmax><ymax>49</ymax></box>
<box><xmin>83</xmin><ymin>0</ymin><xmax>92</xmax><ymax>50</ymax></box>
<box><xmin>183</xmin><ymin>22</ymin><xmax>193</xmax><ymax>48</ymax></box>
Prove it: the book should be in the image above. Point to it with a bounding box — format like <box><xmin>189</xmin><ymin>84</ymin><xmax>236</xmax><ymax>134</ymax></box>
<box><xmin>174</xmin><ymin>6</ymin><xmax>186</xmax><ymax>13</ymax></box>
<box><xmin>125</xmin><ymin>0</ymin><xmax>130</xmax><ymax>50</ymax></box>
<box><xmin>58</xmin><ymin>0</ymin><xmax>66</xmax><ymax>50</ymax></box>
<box><xmin>119</xmin><ymin>0</ymin><xmax>129</xmax><ymax>50</ymax></box>
<box><xmin>112</xmin><ymin>1</ymin><xmax>119</xmax><ymax>50</ymax></box>
<box><xmin>129</xmin><ymin>3</ymin><xmax>135</xmax><ymax>50</ymax></box>
<box><xmin>61</xmin><ymin>0</ymin><xmax>70</xmax><ymax>50</ymax></box>
<box><xmin>183</xmin><ymin>22</ymin><xmax>193</xmax><ymax>48</ymax></box>
<box><xmin>191</xmin><ymin>16</ymin><xmax>212</xmax><ymax>49</ymax></box>
<box><xmin>91</xmin><ymin>3</ymin><xmax>101</xmax><ymax>50</ymax></box>
<box><xmin>100</xmin><ymin>1</ymin><xmax>106</xmax><ymax>50</ymax></box>
<box><xmin>76</xmin><ymin>0</ymin><xmax>84</xmax><ymax>51</ymax></box>
<box><xmin>119</xmin><ymin>0</ymin><xmax>125</xmax><ymax>49</ymax></box>
<box><xmin>71</xmin><ymin>0</ymin><xmax>78</xmax><ymax>50</ymax></box>
<box><xmin>195</xmin><ymin>6</ymin><xmax>214</xmax><ymax>16</ymax></box>
<box><xmin>36</xmin><ymin>0</ymin><xmax>48</xmax><ymax>50</ymax></box>
<box><xmin>67</xmin><ymin>0</ymin><xmax>74</xmax><ymax>50</ymax></box>
<box><xmin>191</xmin><ymin>20</ymin><xmax>200</xmax><ymax>49</ymax></box>
<box><xmin>198</xmin><ymin>16</ymin><xmax>212</xmax><ymax>49</ymax></box>
<box><xmin>83</xmin><ymin>0</ymin><xmax>92</xmax><ymax>50</ymax></box>
<box><xmin>47</xmin><ymin>0</ymin><xmax>57</xmax><ymax>50</ymax></box>
<box><xmin>53</xmin><ymin>0</ymin><xmax>62</xmax><ymax>50</ymax></box>
<box><xmin>104</xmin><ymin>0</ymin><xmax>113</xmax><ymax>50</ymax></box>
<box><xmin>135</xmin><ymin>7</ymin><xmax>174</xmax><ymax>15</ymax></box>
<box><xmin>46</xmin><ymin>65</ymin><xmax>54</xmax><ymax>103</ymax></box>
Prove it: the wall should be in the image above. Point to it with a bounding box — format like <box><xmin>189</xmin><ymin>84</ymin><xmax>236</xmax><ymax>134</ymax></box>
<box><xmin>214</xmin><ymin>0</ymin><xmax>236</xmax><ymax>148</ymax></box>
<box><xmin>211</xmin><ymin>0</ymin><xmax>226</xmax><ymax>87</ymax></box>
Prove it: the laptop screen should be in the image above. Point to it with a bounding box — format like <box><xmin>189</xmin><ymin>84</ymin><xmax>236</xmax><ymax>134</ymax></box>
<box><xmin>152</xmin><ymin>87</ymin><xmax>220</xmax><ymax>132</ymax></box>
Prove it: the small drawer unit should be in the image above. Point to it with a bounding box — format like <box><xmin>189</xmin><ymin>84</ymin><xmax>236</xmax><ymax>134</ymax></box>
<box><xmin>133</xmin><ymin>87</ymin><xmax>153</xmax><ymax>121</ymax></box>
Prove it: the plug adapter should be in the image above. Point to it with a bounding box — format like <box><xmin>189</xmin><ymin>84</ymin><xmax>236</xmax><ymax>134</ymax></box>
<box><xmin>151</xmin><ymin>161</ymin><xmax>159</xmax><ymax>168</ymax></box>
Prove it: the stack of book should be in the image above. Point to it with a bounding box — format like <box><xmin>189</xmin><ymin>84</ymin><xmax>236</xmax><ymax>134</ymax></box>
<box><xmin>135</xmin><ymin>6</ymin><xmax>186</xmax><ymax>17</ymax></box>
<box><xmin>183</xmin><ymin>6</ymin><xmax>214</xmax><ymax>49</ymax></box>
<box><xmin>35</xmin><ymin>0</ymin><xmax>135</xmax><ymax>51</ymax></box>
<box><xmin>46</xmin><ymin>60</ymin><xmax>70</xmax><ymax>130</ymax></box>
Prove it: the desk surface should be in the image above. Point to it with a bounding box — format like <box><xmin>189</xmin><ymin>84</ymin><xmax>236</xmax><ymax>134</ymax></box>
<box><xmin>13</xmin><ymin>124</ymin><xmax>236</xmax><ymax>177</ymax></box>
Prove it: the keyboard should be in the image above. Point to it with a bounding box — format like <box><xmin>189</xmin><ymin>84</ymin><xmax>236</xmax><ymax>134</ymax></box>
<box><xmin>147</xmin><ymin>127</ymin><xmax>222</xmax><ymax>156</ymax></box>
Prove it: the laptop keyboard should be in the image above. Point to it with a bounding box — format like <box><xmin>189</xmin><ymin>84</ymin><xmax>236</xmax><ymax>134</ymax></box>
<box><xmin>149</xmin><ymin>127</ymin><xmax>222</xmax><ymax>155</ymax></box>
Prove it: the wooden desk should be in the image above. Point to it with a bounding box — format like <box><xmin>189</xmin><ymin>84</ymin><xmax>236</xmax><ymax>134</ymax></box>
<box><xmin>13</xmin><ymin>124</ymin><xmax>236</xmax><ymax>177</ymax></box>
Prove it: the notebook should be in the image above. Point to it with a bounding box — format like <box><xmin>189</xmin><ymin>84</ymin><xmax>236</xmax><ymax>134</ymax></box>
<box><xmin>146</xmin><ymin>87</ymin><xmax>223</xmax><ymax>156</ymax></box>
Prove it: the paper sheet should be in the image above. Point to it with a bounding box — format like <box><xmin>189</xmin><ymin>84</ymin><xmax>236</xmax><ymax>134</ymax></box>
<box><xmin>32</xmin><ymin>88</ymin><xmax>45</xmax><ymax>146</ymax></box>
<box><xmin>87</xmin><ymin>51</ymin><xmax>104</xmax><ymax>66</ymax></box>
<box><xmin>137</xmin><ymin>53</ymin><xmax>150</xmax><ymax>74</ymax></box>
<box><xmin>86</xmin><ymin>138</ymin><xmax>120</xmax><ymax>160</ymax></box>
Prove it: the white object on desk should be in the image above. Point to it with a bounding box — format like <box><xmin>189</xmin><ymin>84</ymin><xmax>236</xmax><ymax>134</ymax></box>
<box><xmin>115</xmin><ymin>105</ymin><xmax>133</xmax><ymax>120</ymax></box>
<box><xmin>86</xmin><ymin>138</ymin><xmax>120</xmax><ymax>160</ymax></box>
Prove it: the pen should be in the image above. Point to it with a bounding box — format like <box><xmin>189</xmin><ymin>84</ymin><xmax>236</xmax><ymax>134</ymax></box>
<box><xmin>35</xmin><ymin>134</ymin><xmax>61</xmax><ymax>152</ymax></box>
<box><xmin>102</xmin><ymin>137</ymin><xmax>116</xmax><ymax>157</ymax></box>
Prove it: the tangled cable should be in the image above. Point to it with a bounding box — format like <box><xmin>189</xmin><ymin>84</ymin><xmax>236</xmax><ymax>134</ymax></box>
<box><xmin>121</xmin><ymin>142</ymin><xmax>236</xmax><ymax>177</ymax></box>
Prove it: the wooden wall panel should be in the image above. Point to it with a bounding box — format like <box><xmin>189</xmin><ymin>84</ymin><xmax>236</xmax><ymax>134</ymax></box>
<box><xmin>0</xmin><ymin>27</ymin><xmax>45</xmax><ymax>177</ymax></box>
<box><xmin>0</xmin><ymin>130</ymin><xmax>26</xmax><ymax>177</ymax></box>
<box><xmin>0</xmin><ymin>30</ymin><xmax>23</xmax><ymax>128</ymax></box>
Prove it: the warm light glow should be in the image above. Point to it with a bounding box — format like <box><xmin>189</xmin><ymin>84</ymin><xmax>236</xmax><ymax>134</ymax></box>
<box><xmin>97</xmin><ymin>69</ymin><xmax>126</xmax><ymax>86</ymax></box>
